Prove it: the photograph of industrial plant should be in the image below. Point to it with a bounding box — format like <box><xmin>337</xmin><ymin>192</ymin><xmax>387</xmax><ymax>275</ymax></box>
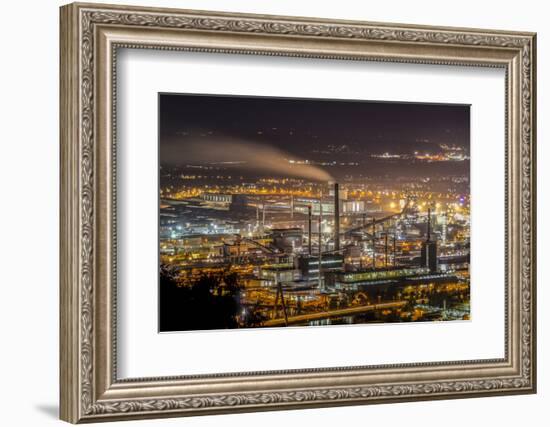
<box><xmin>158</xmin><ymin>93</ymin><xmax>470</xmax><ymax>332</ymax></box>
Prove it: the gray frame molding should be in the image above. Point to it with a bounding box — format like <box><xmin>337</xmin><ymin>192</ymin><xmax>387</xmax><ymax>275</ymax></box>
<box><xmin>60</xmin><ymin>2</ymin><xmax>536</xmax><ymax>423</ymax></box>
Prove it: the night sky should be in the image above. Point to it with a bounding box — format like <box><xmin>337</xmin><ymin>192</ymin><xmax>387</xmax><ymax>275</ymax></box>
<box><xmin>159</xmin><ymin>93</ymin><xmax>470</xmax><ymax>179</ymax></box>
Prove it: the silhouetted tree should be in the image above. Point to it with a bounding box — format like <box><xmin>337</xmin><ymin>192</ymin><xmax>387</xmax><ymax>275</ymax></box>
<box><xmin>159</xmin><ymin>265</ymin><xmax>243</xmax><ymax>331</ymax></box>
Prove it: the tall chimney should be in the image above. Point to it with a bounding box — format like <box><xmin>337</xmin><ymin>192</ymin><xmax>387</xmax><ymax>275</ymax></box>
<box><xmin>427</xmin><ymin>207</ymin><xmax>431</xmax><ymax>242</ymax></box>
<box><xmin>308</xmin><ymin>205</ymin><xmax>312</xmax><ymax>255</ymax></box>
<box><xmin>334</xmin><ymin>183</ymin><xmax>340</xmax><ymax>252</ymax></box>
<box><xmin>393</xmin><ymin>235</ymin><xmax>397</xmax><ymax>267</ymax></box>
<box><xmin>385</xmin><ymin>233</ymin><xmax>388</xmax><ymax>267</ymax></box>
<box><xmin>262</xmin><ymin>204</ymin><xmax>266</xmax><ymax>234</ymax></box>
<box><xmin>318</xmin><ymin>200</ymin><xmax>323</xmax><ymax>290</ymax></box>
<box><xmin>372</xmin><ymin>217</ymin><xmax>376</xmax><ymax>270</ymax></box>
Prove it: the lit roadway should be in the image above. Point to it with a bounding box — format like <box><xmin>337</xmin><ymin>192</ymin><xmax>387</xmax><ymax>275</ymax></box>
<box><xmin>263</xmin><ymin>300</ymin><xmax>407</xmax><ymax>327</ymax></box>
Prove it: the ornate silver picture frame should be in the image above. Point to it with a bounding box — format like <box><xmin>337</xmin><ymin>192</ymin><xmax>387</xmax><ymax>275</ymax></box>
<box><xmin>60</xmin><ymin>2</ymin><xmax>536</xmax><ymax>423</ymax></box>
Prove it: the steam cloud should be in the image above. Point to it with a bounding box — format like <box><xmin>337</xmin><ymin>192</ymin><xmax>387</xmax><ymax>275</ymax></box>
<box><xmin>161</xmin><ymin>136</ymin><xmax>333</xmax><ymax>182</ymax></box>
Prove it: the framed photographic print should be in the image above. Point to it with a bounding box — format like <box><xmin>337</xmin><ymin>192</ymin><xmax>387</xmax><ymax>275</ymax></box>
<box><xmin>157</xmin><ymin>94</ymin><xmax>472</xmax><ymax>332</ymax></box>
<box><xmin>60</xmin><ymin>2</ymin><xmax>537</xmax><ymax>423</ymax></box>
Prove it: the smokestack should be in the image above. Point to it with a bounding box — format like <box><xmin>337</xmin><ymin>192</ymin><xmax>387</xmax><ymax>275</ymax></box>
<box><xmin>372</xmin><ymin>217</ymin><xmax>376</xmax><ymax>270</ymax></box>
<box><xmin>308</xmin><ymin>205</ymin><xmax>312</xmax><ymax>255</ymax></box>
<box><xmin>318</xmin><ymin>200</ymin><xmax>323</xmax><ymax>290</ymax></box>
<box><xmin>427</xmin><ymin>207</ymin><xmax>431</xmax><ymax>242</ymax></box>
<box><xmin>334</xmin><ymin>183</ymin><xmax>340</xmax><ymax>252</ymax></box>
<box><xmin>385</xmin><ymin>233</ymin><xmax>388</xmax><ymax>267</ymax></box>
<box><xmin>262</xmin><ymin>204</ymin><xmax>266</xmax><ymax>234</ymax></box>
<box><xmin>393</xmin><ymin>235</ymin><xmax>397</xmax><ymax>267</ymax></box>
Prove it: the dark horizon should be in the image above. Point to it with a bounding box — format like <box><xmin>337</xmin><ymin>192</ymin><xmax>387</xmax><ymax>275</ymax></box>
<box><xmin>159</xmin><ymin>93</ymin><xmax>470</xmax><ymax>165</ymax></box>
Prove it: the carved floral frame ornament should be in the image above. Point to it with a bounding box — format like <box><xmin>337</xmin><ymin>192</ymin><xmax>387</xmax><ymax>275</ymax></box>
<box><xmin>60</xmin><ymin>2</ymin><xmax>536</xmax><ymax>423</ymax></box>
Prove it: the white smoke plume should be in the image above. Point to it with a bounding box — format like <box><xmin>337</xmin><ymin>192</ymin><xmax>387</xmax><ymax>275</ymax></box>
<box><xmin>161</xmin><ymin>135</ymin><xmax>333</xmax><ymax>182</ymax></box>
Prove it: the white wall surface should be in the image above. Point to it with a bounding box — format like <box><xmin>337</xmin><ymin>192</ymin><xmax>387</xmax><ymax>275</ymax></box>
<box><xmin>0</xmin><ymin>0</ymin><xmax>546</xmax><ymax>426</ymax></box>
